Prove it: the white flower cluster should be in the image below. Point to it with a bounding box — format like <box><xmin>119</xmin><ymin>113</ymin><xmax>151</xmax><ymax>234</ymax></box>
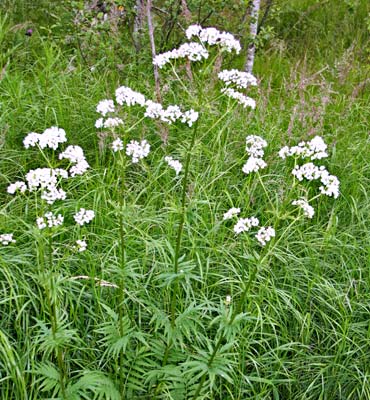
<box><xmin>233</xmin><ymin>217</ymin><xmax>259</xmax><ymax>234</ymax></box>
<box><xmin>165</xmin><ymin>156</ymin><xmax>183</xmax><ymax>175</ymax></box>
<box><xmin>221</xmin><ymin>88</ymin><xmax>256</xmax><ymax>109</ymax></box>
<box><xmin>255</xmin><ymin>226</ymin><xmax>275</xmax><ymax>246</ymax></box>
<box><xmin>36</xmin><ymin>212</ymin><xmax>64</xmax><ymax>229</ymax></box>
<box><xmin>76</xmin><ymin>239</ymin><xmax>87</xmax><ymax>252</ymax></box>
<box><xmin>59</xmin><ymin>145</ymin><xmax>90</xmax><ymax>177</ymax></box>
<box><xmin>153</xmin><ymin>42</ymin><xmax>209</xmax><ymax>68</ymax></box>
<box><xmin>96</xmin><ymin>86</ymin><xmax>199</xmax><ymax>128</ymax></box>
<box><xmin>7</xmin><ymin>181</ymin><xmax>27</xmax><ymax>194</ymax></box>
<box><xmin>126</xmin><ymin>140</ymin><xmax>150</xmax><ymax>163</ymax></box>
<box><xmin>185</xmin><ymin>25</ymin><xmax>241</xmax><ymax>54</ymax></box>
<box><xmin>292</xmin><ymin>162</ymin><xmax>323</xmax><ymax>181</ymax></box>
<box><xmin>245</xmin><ymin>135</ymin><xmax>267</xmax><ymax>158</ymax></box>
<box><xmin>8</xmin><ymin>130</ymin><xmax>89</xmax><ymax>206</ymax></box>
<box><xmin>218</xmin><ymin>69</ymin><xmax>257</xmax><ymax>89</ymax></box>
<box><xmin>0</xmin><ymin>233</ymin><xmax>16</xmax><ymax>245</ymax></box>
<box><xmin>242</xmin><ymin>157</ymin><xmax>267</xmax><ymax>174</ymax></box>
<box><xmin>96</xmin><ymin>99</ymin><xmax>115</xmax><ymax>116</ymax></box>
<box><xmin>74</xmin><ymin>208</ymin><xmax>95</xmax><ymax>226</ymax></box>
<box><xmin>292</xmin><ymin>163</ymin><xmax>340</xmax><ymax>198</ymax></box>
<box><xmin>145</xmin><ymin>101</ymin><xmax>199</xmax><ymax>127</ymax></box>
<box><xmin>23</xmin><ymin>168</ymin><xmax>67</xmax><ymax>204</ymax></box>
<box><xmin>115</xmin><ymin>86</ymin><xmax>146</xmax><ymax>107</ymax></box>
<box><xmin>23</xmin><ymin>127</ymin><xmax>67</xmax><ymax>150</ymax></box>
<box><xmin>95</xmin><ymin>117</ymin><xmax>124</xmax><ymax>129</ymax></box>
<box><xmin>292</xmin><ymin>199</ymin><xmax>315</xmax><ymax>219</ymax></box>
<box><xmin>279</xmin><ymin>136</ymin><xmax>328</xmax><ymax>160</ymax></box>
<box><xmin>25</xmin><ymin>168</ymin><xmax>67</xmax><ymax>190</ymax></box>
<box><xmin>242</xmin><ymin>135</ymin><xmax>268</xmax><ymax>175</ymax></box>
<box><xmin>111</xmin><ymin>138</ymin><xmax>124</xmax><ymax>152</ymax></box>
<box><xmin>40</xmin><ymin>186</ymin><xmax>67</xmax><ymax>204</ymax></box>
<box><xmin>223</xmin><ymin>207</ymin><xmax>240</xmax><ymax>220</ymax></box>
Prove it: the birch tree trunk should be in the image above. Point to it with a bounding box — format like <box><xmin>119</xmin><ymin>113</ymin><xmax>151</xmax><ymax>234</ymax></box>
<box><xmin>146</xmin><ymin>0</ymin><xmax>162</xmax><ymax>103</ymax></box>
<box><xmin>133</xmin><ymin>0</ymin><xmax>145</xmax><ymax>52</ymax></box>
<box><xmin>244</xmin><ymin>0</ymin><xmax>260</xmax><ymax>73</ymax></box>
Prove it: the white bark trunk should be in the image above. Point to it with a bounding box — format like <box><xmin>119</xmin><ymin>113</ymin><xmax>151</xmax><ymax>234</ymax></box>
<box><xmin>244</xmin><ymin>0</ymin><xmax>260</xmax><ymax>73</ymax></box>
<box><xmin>146</xmin><ymin>0</ymin><xmax>162</xmax><ymax>103</ymax></box>
<box><xmin>133</xmin><ymin>0</ymin><xmax>145</xmax><ymax>52</ymax></box>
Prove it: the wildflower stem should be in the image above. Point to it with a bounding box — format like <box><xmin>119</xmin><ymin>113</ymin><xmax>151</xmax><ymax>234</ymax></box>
<box><xmin>117</xmin><ymin>151</ymin><xmax>127</xmax><ymax>393</ymax></box>
<box><xmin>193</xmin><ymin>257</ymin><xmax>260</xmax><ymax>399</ymax></box>
<box><xmin>170</xmin><ymin>118</ymin><xmax>199</xmax><ymax>327</ymax></box>
<box><xmin>47</xmin><ymin>234</ymin><xmax>66</xmax><ymax>398</ymax></box>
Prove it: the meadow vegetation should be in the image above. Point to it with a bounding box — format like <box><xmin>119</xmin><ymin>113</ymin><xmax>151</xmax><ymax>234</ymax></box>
<box><xmin>0</xmin><ymin>1</ymin><xmax>369</xmax><ymax>399</ymax></box>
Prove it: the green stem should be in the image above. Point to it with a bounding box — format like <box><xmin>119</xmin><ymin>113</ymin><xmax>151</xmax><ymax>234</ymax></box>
<box><xmin>48</xmin><ymin>235</ymin><xmax>66</xmax><ymax>398</ymax></box>
<box><xmin>192</xmin><ymin>259</ymin><xmax>260</xmax><ymax>400</ymax></box>
<box><xmin>117</xmin><ymin>151</ymin><xmax>127</xmax><ymax>393</ymax></box>
<box><xmin>170</xmin><ymin>118</ymin><xmax>199</xmax><ymax>327</ymax></box>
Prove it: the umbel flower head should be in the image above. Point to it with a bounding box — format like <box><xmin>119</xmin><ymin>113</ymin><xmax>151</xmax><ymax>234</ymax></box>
<box><xmin>255</xmin><ymin>226</ymin><xmax>275</xmax><ymax>246</ymax></box>
<box><xmin>0</xmin><ymin>233</ymin><xmax>16</xmax><ymax>245</ymax></box>
<box><xmin>23</xmin><ymin>127</ymin><xmax>67</xmax><ymax>150</ymax></box>
<box><xmin>126</xmin><ymin>140</ymin><xmax>150</xmax><ymax>163</ymax></box>
<box><xmin>74</xmin><ymin>208</ymin><xmax>95</xmax><ymax>226</ymax></box>
<box><xmin>165</xmin><ymin>156</ymin><xmax>183</xmax><ymax>175</ymax></box>
<box><xmin>37</xmin><ymin>212</ymin><xmax>64</xmax><ymax>229</ymax></box>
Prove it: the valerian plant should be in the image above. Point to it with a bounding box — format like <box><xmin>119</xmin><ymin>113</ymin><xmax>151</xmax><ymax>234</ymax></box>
<box><xmin>2</xmin><ymin>24</ymin><xmax>341</xmax><ymax>400</ymax></box>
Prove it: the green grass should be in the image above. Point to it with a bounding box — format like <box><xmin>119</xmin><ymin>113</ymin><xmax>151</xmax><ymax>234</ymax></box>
<box><xmin>0</xmin><ymin>2</ymin><xmax>369</xmax><ymax>399</ymax></box>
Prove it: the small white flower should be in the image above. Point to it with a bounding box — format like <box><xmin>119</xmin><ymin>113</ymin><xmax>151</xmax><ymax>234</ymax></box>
<box><xmin>292</xmin><ymin>199</ymin><xmax>315</xmax><ymax>219</ymax></box>
<box><xmin>278</xmin><ymin>136</ymin><xmax>328</xmax><ymax>161</ymax></box>
<box><xmin>144</xmin><ymin>100</ymin><xmax>164</xmax><ymax>119</ymax></box>
<box><xmin>104</xmin><ymin>117</ymin><xmax>123</xmax><ymax>128</ymax></box>
<box><xmin>23</xmin><ymin>132</ymin><xmax>40</xmax><ymax>149</ymax></box>
<box><xmin>59</xmin><ymin>145</ymin><xmax>89</xmax><ymax>177</ymax></box>
<box><xmin>23</xmin><ymin>127</ymin><xmax>67</xmax><ymax>150</ymax></box>
<box><xmin>255</xmin><ymin>226</ymin><xmax>275</xmax><ymax>246</ymax></box>
<box><xmin>242</xmin><ymin>156</ymin><xmax>267</xmax><ymax>174</ymax></box>
<box><xmin>185</xmin><ymin>24</ymin><xmax>202</xmax><ymax>39</ymax></box>
<box><xmin>319</xmin><ymin>171</ymin><xmax>340</xmax><ymax>198</ymax></box>
<box><xmin>225</xmin><ymin>295</ymin><xmax>232</xmax><ymax>305</ymax></box>
<box><xmin>194</xmin><ymin>26</ymin><xmax>241</xmax><ymax>53</ymax></box>
<box><xmin>291</xmin><ymin>163</ymin><xmax>325</xmax><ymax>181</ymax></box>
<box><xmin>0</xmin><ymin>233</ymin><xmax>16</xmax><ymax>245</ymax></box>
<box><xmin>37</xmin><ymin>212</ymin><xmax>64</xmax><ymax>229</ymax></box>
<box><xmin>153</xmin><ymin>42</ymin><xmax>209</xmax><ymax>68</ymax></box>
<box><xmin>165</xmin><ymin>156</ymin><xmax>182</xmax><ymax>175</ymax></box>
<box><xmin>96</xmin><ymin>99</ymin><xmax>115</xmax><ymax>116</ymax></box>
<box><xmin>245</xmin><ymin>135</ymin><xmax>267</xmax><ymax>158</ymax></box>
<box><xmin>223</xmin><ymin>207</ymin><xmax>240</xmax><ymax>221</ymax></box>
<box><xmin>76</xmin><ymin>239</ymin><xmax>87</xmax><ymax>252</ymax></box>
<box><xmin>221</xmin><ymin>88</ymin><xmax>256</xmax><ymax>109</ymax></box>
<box><xmin>115</xmin><ymin>86</ymin><xmax>146</xmax><ymax>107</ymax></box>
<box><xmin>233</xmin><ymin>217</ymin><xmax>259</xmax><ymax>234</ymax></box>
<box><xmin>181</xmin><ymin>109</ymin><xmax>199</xmax><ymax>127</ymax></box>
<box><xmin>41</xmin><ymin>187</ymin><xmax>67</xmax><ymax>204</ymax></box>
<box><xmin>112</xmin><ymin>138</ymin><xmax>124</xmax><ymax>152</ymax></box>
<box><xmin>74</xmin><ymin>208</ymin><xmax>95</xmax><ymax>226</ymax></box>
<box><xmin>218</xmin><ymin>69</ymin><xmax>257</xmax><ymax>89</ymax></box>
<box><xmin>37</xmin><ymin>217</ymin><xmax>47</xmax><ymax>230</ymax></box>
<box><xmin>126</xmin><ymin>139</ymin><xmax>150</xmax><ymax>163</ymax></box>
<box><xmin>95</xmin><ymin>118</ymin><xmax>104</xmax><ymax>128</ymax></box>
<box><xmin>7</xmin><ymin>181</ymin><xmax>27</xmax><ymax>194</ymax></box>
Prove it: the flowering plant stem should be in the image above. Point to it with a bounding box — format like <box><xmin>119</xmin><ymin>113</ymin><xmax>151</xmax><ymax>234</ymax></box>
<box><xmin>117</xmin><ymin>145</ymin><xmax>127</xmax><ymax>392</ymax></box>
<box><xmin>160</xmin><ymin>119</ymin><xmax>200</xmax><ymax>371</ymax></box>
<box><xmin>170</xmin><ymin>118</ymin><xmax>199</xmax><ymax>326</ymax></box>
<box><xmin>192</xmin><ymin>259</ymin><xmax>260</xmax><ymax>400</ymax></box>
<box><xmin>38</xmin><ymin>231</ymin><xmax>66</xmax><ymax>398</ymax></box>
